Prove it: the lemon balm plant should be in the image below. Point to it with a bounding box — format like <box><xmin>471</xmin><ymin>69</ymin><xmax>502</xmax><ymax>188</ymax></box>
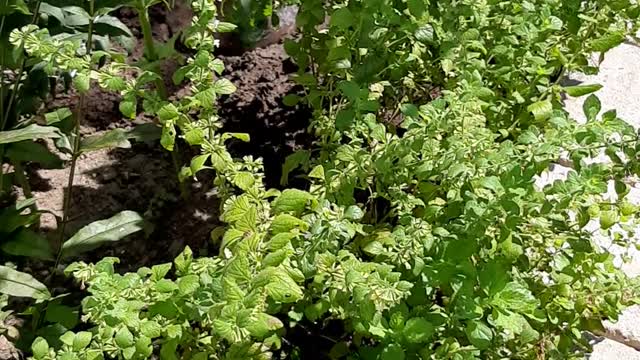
<box><xmin>16</xmin><ymin>1</ymin><xmax>640</xmax><ymax>360</ymax></box>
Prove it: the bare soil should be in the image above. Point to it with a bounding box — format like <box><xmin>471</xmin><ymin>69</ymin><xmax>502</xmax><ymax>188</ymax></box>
<box><xmin>24</xmin><ymin>3</ymin><xmax>311</xmax><ymax>273</ymax></box>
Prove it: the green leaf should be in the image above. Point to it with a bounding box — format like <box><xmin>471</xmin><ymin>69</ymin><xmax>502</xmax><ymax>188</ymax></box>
<box><xmin>0</xmin><ymin>0</ymin><xmax>29</xmax><ymax>15</ymax></box>
<box><xmin>119</xmin><ymin>100</ymin><xmax>137</xmax><ymax>119</ymax></box>
<box><xmin>94</xmin><ymin>15</ymin><xmax>133</xmax><ymax>37</ymax></box>
<box><xmin>465</xmin><ymin>320</ymin><xmax>493</xmax><ymax>349</ymax></box>
<box><xmin>73</xmin><ymin>73</ymin><xmax>91</xmax><ymax>93</ymax></box>
<box><xmin>31</xmin><ymin>337</ymin><xmax>49</xmax><ymax>359</ymax></box>
<box><xmin>155</xmin><ymin>279</ymin><xmax>178</xmax><ymax>293</ymax></box>
<box><xmin>45</xmin><ymin>107</ymin><xmax>73</xmax><ymax>125</ymax></box>
<box><xmin>527</xmin><ymin>100</ymin><xmax>552</xmax><ymax>121</ymax></box>
<box><xmin>6</xmin><ymin>141</ymin><xmax>63</xmax><ymax>168</ymax></box>
<box><xmin>283</xmin><ymin>94</ymin><xmax>300</xmax><ymax>107</ymax></box>
<box><xmin>80</xmin><ymin>129</ymin><xmax>131</xmax><ymax>153</ymax></box>
<box><xmin>563</xmin><ymin>84</ymin><xmax>602</xmax><ymax>97</ymax></box>
<box><xmin>403</xmin><ymin>318</ymin><xmax>434</xmax><ymax>343</ymax></box>
<box><xmin>491</xmin><ymin>282</ymin><xmax>538</xmax><ymax>312</ymax></box>
<box><xmin>583</xmin><ymin>94</ymin><xmax>601</xmax><ymax>121</ymax></box>
<box><xmin>61</xmin><ymin>211</ymin><xmax>145</xmax><ymax>258</ymax></box>
<box><xmin>157</xmin><ymin>104</ymin><xmax>180</xmax><ymax>122</ymax></box>
<box><xmin>213</xmin><ymin>79</ymin><xmax>236</xmax><ymax>95</ymax></box>
<box><xmin>415</xmin><ymin>25</ymin><xmax>434</xmax><ymax>43</ymax></box>
<box><xmin>590</xmin><ymin>32</ymin><xmax>625</xmax><ymax>52</ymax></box>
<box><xmin>1</xmin><ymin>229</ymin><xmax>53</xmax><ymax>260</ymax></box>
<box><xmin>381</xmin><ymin>343</ymin><xmax>405</xmax><ymax>360</ymax></box>
<box><xmin>177</xmin><ymin>275</ymin><xmax>200</xmax><ymax>295</ymax></box>
<box><xmin>0</xmin><ymin>125</ymin><xmax>60</xmax><ymax>144</ymax></box>
<box><xmin>336</xmin><ymin>108</ymin><xmax>355</xmax><ymax>131</ymax></box>
<box><xmin>330</xmin><ymin>7</ymin><xmax>353</xmax><ymax>29</ymax></box>
<box><xmin>73</xmin><ymin>331</ymin><xmax>92</xmax><ymax>351</ymax></box>
<box><xmin>115</xmin><ymin>327</ymin><xmax>134</xmax><ymax>348</ymax></box>
<box><xmin>338</xmin><ymin>81</ymin><xmax>360</xmax><ymax>101</ymax></box>
<box><xmin>273</xmin><ymin>189</ymin><xmax>313</xmax><ymax>215</ymax></box>
<box><xmin>246</xmin><ymin>313</ymin><xmax>284</xmax><ymax>339</ymax></box>
<box><xmin>215</xmin><ymin>22</ymin><xmax>237</xmax><ymax>32</ymax></box>
<box><xmin>270</xmin><ymin>214</ymin><xmax>308</xmax><ymax>234</ymax></box>
<box><xmin>161</xmin><ymin>122</ymin><xmax>176</xmax><ymax>151</ymax></box>
<box><xmin>232</xmin><ymin>172</ymin><xmax>255</xmax><ymax>190</ymax></box>
<box><xmin>0</xmin><ymin>265</ymin><xmax>50</xmax><ymax>299</ymax></box>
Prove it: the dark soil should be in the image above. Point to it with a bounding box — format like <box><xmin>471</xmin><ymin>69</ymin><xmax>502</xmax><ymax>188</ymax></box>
<box><xmin>219</xmin><ymin>44</ymin><xmax>311</xmax><ymax>189</ymax></box>
<box><xmin>26</xmin><ymin>2</ymin><xmax>312</xmax><ymax>275</ymax></box>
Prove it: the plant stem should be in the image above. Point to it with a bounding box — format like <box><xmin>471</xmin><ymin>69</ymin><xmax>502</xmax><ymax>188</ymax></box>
<box><xmin>171</xmin><ymin>141</ymin><xmax>189</xmax><ymax>199</ymax></box>
<box><xmin>13</xmin><ymin>162</ymin><xmax>37</xmax><ymax>213</ymax></box>
<box><xmin>137</xmin><ymin>6</ymin><xmax>167</xmax><ymax>98</ymax></box>
<box><xmin>0</xmin><ymin>0</ymin><xmax>42</xmax><ymax>196</ymax></box>
<box><xmin>54</xmin><ymin>0</ymin><xmax>95</xmax><ymax>270</ymax></box>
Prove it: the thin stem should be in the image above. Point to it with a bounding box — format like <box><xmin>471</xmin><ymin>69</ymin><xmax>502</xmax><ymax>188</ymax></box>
<box><xmin>0</xmin><ymin>0</ymin><xmax>42</xmax><ymax>195</ymax></box>
<box><xmin>54</xmin><ymin>0</ymin><xmax>95</xmax><ymax>270</ymax></box>
<box><xmin>171</xmin><ymin>141</ymin><xmax>189</xmax><ymax>199</ymax></box>
<box><xmin>137</xmin><ymin>6</ymin><xmax>167</xmax><ymax>98</ymax></box>
<box><xmin>13</xmin><ymin>162</ymin><xmax>37</xmax><ymax>213</ymax></box>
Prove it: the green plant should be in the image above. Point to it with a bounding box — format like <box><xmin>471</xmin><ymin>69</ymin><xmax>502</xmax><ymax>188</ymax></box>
<box><xmin>6</xmin><ymin>0</ymin><xmax>640</xmax><ymax>359</ymax></box>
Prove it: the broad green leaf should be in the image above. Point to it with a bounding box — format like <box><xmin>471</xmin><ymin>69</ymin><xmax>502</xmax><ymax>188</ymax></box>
<box><xmin>31</xmin><ymin>337</ymin><xmax>49</xmax><ymax>359</ymax></box>
<box><xmin>80</xmin><ymin>129</ymin><xmax>131</xmax><ymax>153</ymax></box>
<box><xmin>119</xmin><ymin>101</ymin><xmax>137</xmax><ymax>119</ymax></box>
<box><xmin>1</xmin><ymin>229</ymin><xmax>53</xmax><ymax>260</ymax></box>
<box><xmin>403</xmin><ymin>318</ymin><xmax>434</xmax><ymax>343</ymax></box>
<box><xmin>330</xmin><ymin>7</ymin><xmax>353</xmax><ymax>29</ymax></box>
<box><xmin>272</xmin><ymin>189</ymin><xmax>313</xmax><ymax>215</ymax></box>
<box><xmin>563</xmin><ymin>84</ymin><xmax>602</xmax><ymax>97</ymax></box>
<box><xmin>73</xmin><ymin>73</ymin><xmax>91</xmax><ymax>93</ymax></box>
<box><xmin>0</xmin><ymin>125</ymin><xmax>61</xmax><ymax>144</ymax></box>
<box><xmin>0</xmin><ymin>265</ymin><xmax>50</xmax><ymax>299</ymax></box>
<box><xmin>177</xmin><ymin>275</ymin><xmax>200</xmax><ymax>295</ymax></box>
<box><xmin>246</xmin><ymin>313</ymin><xmax>284</xmax><ymax>339</ymax></box>
<box><xmin>283</xmin><ymin>94</ymin><xmax>300</xmax><ymax>106</ymax></box>
<box><xmin>491</xmin><ymin>282</ymin><xmax>538</xmax><ymax>312</ymax></box>
<box><xmin>115</xmin><ymin>327</ymin><xmax>134</xmax><ymax>348</ymax></box>
<box><xmin>94</xmin><ymin>15</ymin><xmax>133</xmax><ymax>37</ymax></box>
<box><xmin>6</xmin><ymin>141</ymin><xmax>63</xmax><ymax>168</ymax></box>
<box><xmin>527</xmin><ymin>100</ymin><xmax>553</xmax><ymax>121</ymax></box>
<box><xmin>61</xmin><ymin>211</ymin><xmax>145</xmax><ymax>258</ymax></box>
<box><xmin>270</xmin><ymin>214</ymin><xmax>308</xmax><ymax>234</ymax></box>
<box><xmin>73</xmin><ymin>332</ymin><xmax>92</xmax><ymax>351</ymax></box>
<box><xmin>155</xmin><ymin>279</ymin><xmax>178</xmax><ymax>293</ymax></box>
<box><xmin>381</xmin><ymin>343</ymin><xmax>405</xmax><ymax>360</ymax></box>
<box><xmin>590</xmin><ymin>32</ymin><xmax>625</xmax><ymax>52</ymax></box>
<box><xmin>232</xmin><ymin>172</ymin><xmax>255</xmax><ymax>190</ymax></box>
<box><xmin>157</xmin><ymin>104</ymin><xmax>180</xmax><ymax>122</ymax></box>
<box><xmin>213</xmin><ymin>79</ymin><xmax>236</xmax><ymax>95</ymax></box>
<box><xmin>45</xmin><ymin>107</ymin><xmax>73</xmax><ymax>125</ymax></box>
<box><xmin>465</xmin><ymin>320</ymin><xmax>493</xmax><ymax>349</ymax></box>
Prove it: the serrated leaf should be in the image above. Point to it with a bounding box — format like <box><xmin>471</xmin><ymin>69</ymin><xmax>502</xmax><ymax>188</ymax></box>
<box><xmin>0</xmin><ymin>265</ymin><xmax>50</xmax><ymax>299</ymax></box>
<box><xmin>177</xmin><ymin>275</ymin><xmax>200</xmax><ymax>295</ymax></box>
<box><xmin>0</xmin><ymin>125</ymin><xmax>60</xmax><ymax>144</ymax></box>
<box><xmin>563</xmin><ymin>84</ymin><xmax>602</xmax><ymax>97</ymax></box>
<box><xmin>73</xmin><ymin>73</ymin><xmax>90</xmax><ymax>93</ymax></box>
<box><xmin>61</xmin><ymin>211</ymin><xmax>144</xmax><ymax>258</ymax></box>
<box><xmin>527</xmin><ymin>100</ymin><xmax>552</xmax><ymax>121</ymax></box>
<box><xmin>273</xmin><ymin>189</ymin><xmax>313</xmax><ymax>215</ymax></box>
<box><xmin>491</xmin><ymin>282</ymin><xmax>538</xmax><ymax>312</ymax></box>
<box><xmin>213</xmin><ymin>79</ymin><xmax>236</xmax><ymax>95</ymax></box>
<box><xmin>232</xmin><ymin>172</ymin><xmax>255</xmax><ymax>190</ymax></box>
<box><xmin>270</xmin><ymin>214</ymin><xmax>308</xmax><ymax>234</ymax></box>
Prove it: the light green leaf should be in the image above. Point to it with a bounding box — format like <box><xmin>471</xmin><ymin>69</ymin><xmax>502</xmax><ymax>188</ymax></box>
<box><xmin>246</xmin><ymin>313</ymin><xmax>284</xmax><ymax>339</ymax></box>
<box><xmin>272</xmin><ymin>189</ymin><xmax>313</xmax><ymax>215</ymax></box>
<box><xmin>0</xmin><ymin>125</ymin><xmax>61</xmax><ymax>144</ymax></box>
<box><xmin>491</xmin><ymin>282</ymin><xmax>538</xmax><ymax>312</ymax></box>
<box><xmin>80</xmin><ymin>129</ymin><xmax>131</xmax><ymax>153</ymax></box>
<box><xmin>330</xmin><ymin>7</ymin><xmax>353</xmax><ymax>29</ymax></box>
<box><xmin>73</xmin><ymin>332</ymin><xmax>92</xmax><ymax>351</ymax></box>
<box><xmin>563</xmin><ymin>84</ymin><xmax>602</xmax><ymax>97</ymax></box>
<box><xmin>527</xmin><ymin>100</ymin><xmax>553</xmax><ymax>121</ymax></box>
<box><xmin>590</xmin><ymin>32</ymin><xmax>625</xmax><ymax>52</ymax></box>
<box><xmin>61</xmin><ymin>211</ymin><xmax>144</xmax><ymax>258</ymax></box>
<box><xmin>0</xmin><ymin>265</ymin><xmax>50</xmax><ymax>299</ymax></box>
<box><xmin>583</xmin><ymin>94</ymin><xmax>601</xmax><ymax>121</ymax></box>
<box><xmin>232</xmin><ymin>172</ymin><xmax>255</xmax><ymax>191</ymax></box>
<box><xmin>177</xmin><ymin>275</ymin><xmax>200</xmax><ymax>295</ymax></box>
<box><xmin>45</xmin><ymin>107</ymin><xmax>73</xmax><ymax>125</ymax></box>
<box><xmin>115</xmin><ymin>327</ymin><xmax>134</xmax><ymax>348</ymax></box>
<box><xmin>270</xmin><ymin>214</ymin><xmax>308</xmax><ymax>234</ymax></box>
<box><xmin>465</xmin><ymin>320</ymin><xmax>493</xmax><ymax>349</ymax></box>
<box><xmin>31</xmin><ymin>337</ymin><xmax>49</xmax><ymax>359</ymax></box>
<box><xmin>213</xmin><ymin>79</ymin><xmax>236</xmax><ymax>95</ymax></box>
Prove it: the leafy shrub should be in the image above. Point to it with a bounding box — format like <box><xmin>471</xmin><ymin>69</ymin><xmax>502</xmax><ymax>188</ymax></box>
<box><xmin>3</xmin><ymin>0</ymin><xmax>640</xmax><ymax>359</ymax></box>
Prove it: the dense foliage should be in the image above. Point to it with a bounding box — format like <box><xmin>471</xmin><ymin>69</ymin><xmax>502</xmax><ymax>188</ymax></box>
<box><xmin>1</xmin><ymin>0</ymin><xmax>640</xmax><ymax>359</ymax></box>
